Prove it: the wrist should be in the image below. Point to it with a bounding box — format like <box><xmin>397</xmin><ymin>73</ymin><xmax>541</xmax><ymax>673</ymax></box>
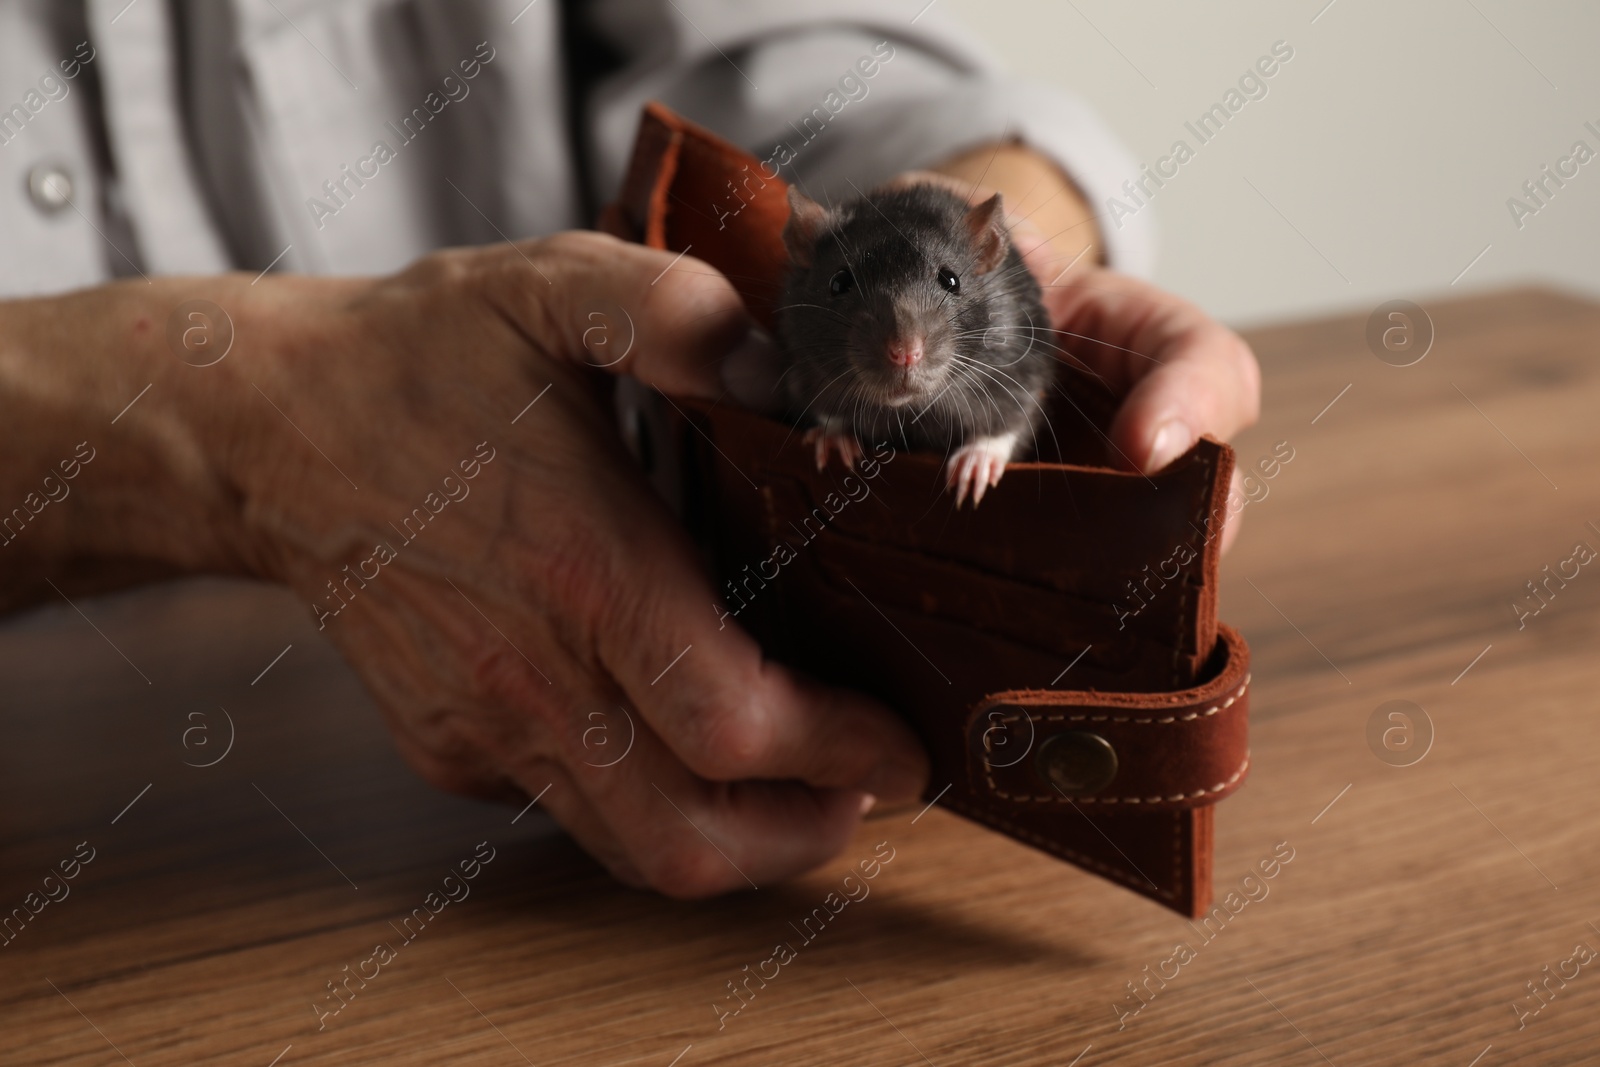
<box><xmin>0</xmin><ymin>273</ymin><xmax>321</xmax><ymax>605</ymax></box>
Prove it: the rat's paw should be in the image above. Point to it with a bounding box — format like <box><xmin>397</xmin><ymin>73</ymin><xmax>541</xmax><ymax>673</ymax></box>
<box><xmin>802</xmin><ymin>425</ymin><xmax>863</xmax><ymax>472</ymax></box>
<box><xmin>947</xmin><ymin>433</ymin><xmax>1019</xmax><ymax>508</ymax></box>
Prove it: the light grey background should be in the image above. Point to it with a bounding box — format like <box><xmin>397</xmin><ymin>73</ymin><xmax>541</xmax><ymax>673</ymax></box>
<box><xmin>942</xmin><ymin>0</ymin><xmax>1600</xmax><ymax>327</ymax></box>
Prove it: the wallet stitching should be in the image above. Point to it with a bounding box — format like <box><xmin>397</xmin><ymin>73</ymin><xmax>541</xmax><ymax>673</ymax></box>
<box><xmin>978</xmin><ymin>676</ymin><xmax>1251</xmax><ymax>804</ymax></box>
<box><xmin>939</xmin><ymin>794</ymin><xmax>1180</xmax><ymax>902</ymax></box>
<box><xmin>990</xmin><ymin>754</ymin><xmax>1250</xmax><ymax>806</ymax></box>
<box><xmin>1014</xmin><ymin>674</ymin><xmax>1249</xmax><ymax>726</ymax></box>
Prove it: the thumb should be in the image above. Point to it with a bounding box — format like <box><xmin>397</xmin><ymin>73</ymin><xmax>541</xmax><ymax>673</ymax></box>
<box><xmin>1105</xmin><ymin>323</ymin><xmax>1261</xmax><ymax>474</ymax></box>
<box><xmin>497</xmin><ymin>231</ymin><xmax>756</xmax><ymax>399</ymax></box>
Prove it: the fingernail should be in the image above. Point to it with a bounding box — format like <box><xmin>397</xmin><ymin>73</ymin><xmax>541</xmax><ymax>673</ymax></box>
<box><xmin>1144</xmin><ymin>419</ymin><xmax>1194</xmax><ymax>473</ymax></box>
<box><xmin>858</xmin><ymin>793</ymin><xmax>878</xmax><ymax>816</ymax></box>
<box><xmin>863</xmin><ymin>761</ymin><xmax>925</xmax><ymax>804</ymax></box>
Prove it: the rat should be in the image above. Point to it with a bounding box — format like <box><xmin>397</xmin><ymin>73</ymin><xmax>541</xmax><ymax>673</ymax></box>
<box><xmin>774</xmin><ymin>182</ymin><xmax>1056</xmax><ymax>506</ymax></box>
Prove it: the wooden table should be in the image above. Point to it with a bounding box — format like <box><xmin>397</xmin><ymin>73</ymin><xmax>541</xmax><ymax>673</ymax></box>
<box><xmin>5</xmin><ymin>288</ymin><xmax>1599</xmax><ymax>1067</ymax></box>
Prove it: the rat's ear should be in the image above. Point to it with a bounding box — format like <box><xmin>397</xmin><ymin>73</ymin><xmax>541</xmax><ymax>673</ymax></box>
<box><xmin>783</xmin><ymin>187</ymin><xmax>832</xmax><ymax>268</ymax></box>
<box><xmin>963</xmin><ymin>193</ymin><xmax>1009</xmax><ymax>275</ymax></box>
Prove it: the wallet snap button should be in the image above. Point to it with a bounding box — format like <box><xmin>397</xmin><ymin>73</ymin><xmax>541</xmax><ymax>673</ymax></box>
<box><xmin>1035</xmin><ymin>731</ymin><xmax>1118</xmax><ymax>795</ymax></box>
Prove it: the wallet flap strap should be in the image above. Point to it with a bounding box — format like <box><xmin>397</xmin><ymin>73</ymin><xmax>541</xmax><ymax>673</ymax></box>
<box><xmin>965</xmin><ymin>625</ymin><xmax>1251</xmax><ymax>812</ymax></box>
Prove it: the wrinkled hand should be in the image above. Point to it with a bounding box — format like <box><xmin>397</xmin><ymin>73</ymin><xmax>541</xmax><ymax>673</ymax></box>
<box><xmin>213</xmin><ymin>234</ymin><xmax>928</xmax><ymax>896</ymax></box>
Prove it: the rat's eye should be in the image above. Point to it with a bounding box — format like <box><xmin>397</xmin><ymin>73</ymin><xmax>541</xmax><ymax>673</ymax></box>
<box><xmin>829</xmin><ymin>268</ymin><xmax>855</xmax><ymax>295</ymax></box>
<box><xmin>937</xmin><ymin>267</ymin><xmax>961</xmax><ymax>294</ymax></box>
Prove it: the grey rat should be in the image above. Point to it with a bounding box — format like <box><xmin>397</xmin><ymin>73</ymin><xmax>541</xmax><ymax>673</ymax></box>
<box><xmin>775</xmin><ymin>183</ymin><xmax>1056</xmax><ymax>506</ymax></box>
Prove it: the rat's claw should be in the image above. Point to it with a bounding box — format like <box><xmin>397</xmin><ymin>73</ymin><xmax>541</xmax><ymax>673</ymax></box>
<box><xmin>950</xmin><ymin>455</ymin><xmax>976</xmax><ymax>508</ymax></box>
<box><xmin>835</xmin><ymin>435</ymin><xmax>863</xmax><ymax>470</ymax></box>
<box><xmin>947</xmin><ymin>450</ymin><xmax>985</xmax><ymax>508</ymax></box>
<box><xmin>946</xmin><ymin>433</ymin><xmax>1019</xmax><ymax>508</ymax></box>
<box><xmin>808</xmin><ymin>429</ymin><xmax>828</xmax><ymax>471</ymax></box>
<box><xmin>971</xmin><ymin>457</ymin><xmax>998</xmax><ymax>506</ymax></box>
<box><xmin>802</xmin><ymin>425</ymin><xmax>862</xmax><ymax>472</ymax></box>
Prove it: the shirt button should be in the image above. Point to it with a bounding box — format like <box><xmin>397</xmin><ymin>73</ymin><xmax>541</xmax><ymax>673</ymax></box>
<box><xmin>26</xmin><ymin>162</ymin><xmax>75</xmax><ymax>214</ymax></box>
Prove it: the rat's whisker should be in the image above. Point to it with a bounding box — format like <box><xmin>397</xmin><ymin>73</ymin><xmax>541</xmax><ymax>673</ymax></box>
<box><xmin>1038</xmin><ymin>326</ymin><xmax>1163</xmax><ymax>366</ymax></box>
<box><xmin>947</xmin><ymin>330</ymin><xmax>1035</xmax><ymax>370</ymax></box>
<box><xmin>949</xmin><ymin>354</ymin><xmax>1047</xmax><ymax>434</ymax></box>
<box><xmin>781</xmin><ymin>364</ymin><xmax>859</xmax><ymax>450</ymax></box>
<box><xmin>1022</xmin><ymin>334</ymin><xmax>1114</xmax><ymax>390</ymax></box>
<box><xmin>773</xmin><ymin>302</ymin><xmax>852</xmax><ymax>320</ymax></box>
<box><xmin>951</xmin><ymin>361</ymin><xmax>1023</xmax><ymax>428</ymax></box>
<box><xmin>950</xmin><ymin>356</ymin><xmax>1059</xmax><ymax>461</ymax></box>
<box><xmin>946</xmin><ymin>369</ymin><xmax>985</xmax><ymax>440</ymax></box>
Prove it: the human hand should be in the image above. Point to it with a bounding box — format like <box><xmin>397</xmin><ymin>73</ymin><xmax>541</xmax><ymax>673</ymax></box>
<box><xmin>141</xmin><ymin>234</ymin><xmax>929</xmax><ymax>895</ymax></box>
<box><xmin>1029</xmin><ymin>267</ymin><xmax>1262</xmax><ymax>554</ymax></box>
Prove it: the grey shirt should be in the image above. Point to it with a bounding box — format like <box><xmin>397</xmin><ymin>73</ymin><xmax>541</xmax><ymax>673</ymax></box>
<box><xmin>0</xmin><ymin>0</ymin><xmax>1154</xmax><ymax>296</ymax></box>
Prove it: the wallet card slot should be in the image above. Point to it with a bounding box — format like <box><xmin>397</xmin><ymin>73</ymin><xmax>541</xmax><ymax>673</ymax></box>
<box><xmin>806</xmin><ymin>524</ymin><xmax>1188</xmax><ymax>690</ymax></box>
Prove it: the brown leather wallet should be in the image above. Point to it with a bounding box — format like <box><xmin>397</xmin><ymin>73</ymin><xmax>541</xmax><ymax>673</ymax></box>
<box><xmin>600</xmin><ymin>103</ymin><xmax>1250</xmax><ymax>917</ymax></box>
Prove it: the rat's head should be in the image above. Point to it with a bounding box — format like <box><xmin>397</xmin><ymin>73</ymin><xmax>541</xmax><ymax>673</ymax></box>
<box><xmin>780</xmin><ymin>185</ymin><xmax>1022</xmax><ymax>410</ymax></box>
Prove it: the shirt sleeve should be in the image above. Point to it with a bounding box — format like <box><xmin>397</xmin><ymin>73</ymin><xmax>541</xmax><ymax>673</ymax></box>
<box><xmin>578</xmin><ymin>0</ymin><xmax>1155</xmax><ymax>276</ymax></box>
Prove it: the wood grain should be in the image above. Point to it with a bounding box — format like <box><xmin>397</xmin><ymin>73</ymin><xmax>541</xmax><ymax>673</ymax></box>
<box><xmin>4</xmin><ymin>288</ymin><xmax>1600</xmax><ymax>1066</ymax></box>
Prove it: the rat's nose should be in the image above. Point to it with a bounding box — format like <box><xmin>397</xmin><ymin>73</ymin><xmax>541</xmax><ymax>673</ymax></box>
<box><xmin>886</xmin><ymin>336</ymin><xmax>924</xmax><ymax>367</ymax></box>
